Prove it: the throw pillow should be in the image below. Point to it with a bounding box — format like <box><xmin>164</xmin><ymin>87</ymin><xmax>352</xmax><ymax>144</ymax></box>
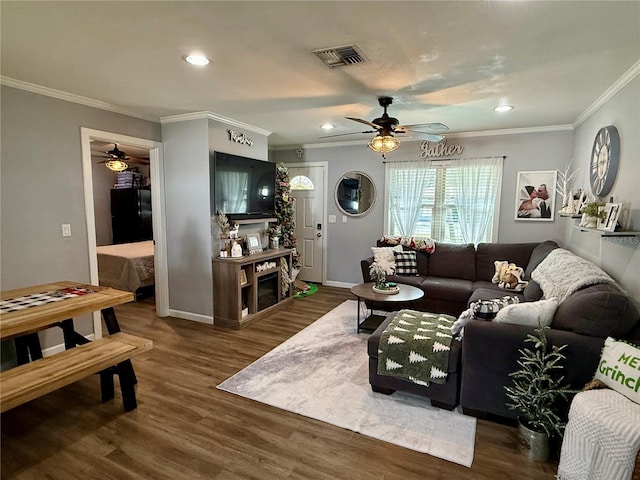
<box><xmin>371</xmin><ymin>245</ymin><xmax>403</xmax><ymax>275</ymax></box>
<box><xmin>593</xmin><ymin>337</ymin><xmax>640</xmax><ymax>404</ymax></box>
<box><xmin>494</xmin><ymin>297</ymin><xmax>559</xmax><ymax>327</ymax></box>
<box><xmin>471</xmin><ymin>296</ymin><xmax>520</xmax><ymax>320</ymax></box>
<box><xmin>393</xmin><ymin>250</ymin><xmax>418</xmax><ymax>276</ymax></box>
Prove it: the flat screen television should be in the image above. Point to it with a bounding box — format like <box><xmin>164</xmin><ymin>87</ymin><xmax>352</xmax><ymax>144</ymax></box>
<box><xmin>211</xmin><ymin>151</ymin><xmax>276</xmax><ymax>221</ymax></box>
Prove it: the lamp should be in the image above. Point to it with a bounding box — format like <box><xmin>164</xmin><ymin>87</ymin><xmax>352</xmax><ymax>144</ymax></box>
<box><xmin>105</xmin><ymin>160</ymin><xmax>129</xmax><ymax>172</ymax></box>
<box><xmin>368</xmin><ymin>134</ymin><xmax>400</xmax><ymax>154</ymax></box>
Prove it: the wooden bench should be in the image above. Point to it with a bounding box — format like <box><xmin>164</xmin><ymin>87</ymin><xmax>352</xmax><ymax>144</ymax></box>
<box><xmin>0</xmin><ymin>332</ymin><xmax>152</xmax><ymax>413</ymax></box>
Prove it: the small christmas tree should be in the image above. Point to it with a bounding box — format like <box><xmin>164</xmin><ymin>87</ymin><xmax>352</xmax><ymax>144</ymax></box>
<box><xmin>271</xmin><ymin>163</ymin><xmax>300</xmax><ymax>269</ymax></box>
<box><xmin>505</xmin><ymin>324</ymin><xmax>575</xmax><ymax>438</ymax></box>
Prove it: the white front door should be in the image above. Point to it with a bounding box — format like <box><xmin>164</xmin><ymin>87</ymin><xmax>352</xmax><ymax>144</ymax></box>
<box><xmin>287</xmin><ymin>163</ymin><xmax>326</xmax><ymax>284</ymax></box>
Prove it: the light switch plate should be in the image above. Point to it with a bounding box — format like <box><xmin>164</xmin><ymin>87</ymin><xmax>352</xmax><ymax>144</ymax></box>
<box><xmin>328</xmin><ymin>215</ymin><xmax>336</xmax><ymax>223</ymax></box>
<box><xmin>62</xmin><ymin>224</ymin><xmax>71</xmax><ymax>237</ymax></box>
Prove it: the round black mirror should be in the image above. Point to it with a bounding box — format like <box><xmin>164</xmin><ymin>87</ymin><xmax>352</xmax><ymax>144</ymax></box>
<box><xmin>335</xmin><ymin>171</ymin><xmax>377</xmax><ymax>217</ymax></box>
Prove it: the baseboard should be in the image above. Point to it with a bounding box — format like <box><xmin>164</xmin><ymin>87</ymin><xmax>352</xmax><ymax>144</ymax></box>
<box><xmin>167</xmin><ymin>309</ymin><xmax>214</xmax><ymax>324</ymax></box>
<box><xmin>323</xmin><ymin>280</ymin><xmax>355</xmax><ymax>289</ymax></box>
<box><xmin>43</xmin><ymin>333</ymin><xmax>96</xmax><ymax>357</ymax></box>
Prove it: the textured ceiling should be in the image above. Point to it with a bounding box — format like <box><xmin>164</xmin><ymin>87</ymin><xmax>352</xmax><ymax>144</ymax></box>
<box><xmin>2</xmin><ymin>1</ymin><xmax>639</xmax><ymax>147</ymax></box>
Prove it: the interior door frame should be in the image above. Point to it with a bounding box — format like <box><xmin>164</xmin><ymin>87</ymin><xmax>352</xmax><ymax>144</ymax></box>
<box><xmin>286</xmin><ymin>161</ymin><xmax>328</xmax><ymax>285</ymax></box>
<box><xmin>80</xmin><ymin>128</ymin><xmax>168</xmax><ymax>338</ymax></box>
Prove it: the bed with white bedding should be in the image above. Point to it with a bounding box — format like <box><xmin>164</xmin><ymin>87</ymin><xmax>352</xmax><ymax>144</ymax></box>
<box><xmin>96</xmin><ymin>240</ymin><xmax>154</xmax><ymax>293</ymax></box>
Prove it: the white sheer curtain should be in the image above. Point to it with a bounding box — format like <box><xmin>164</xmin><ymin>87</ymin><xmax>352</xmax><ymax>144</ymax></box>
<box><xmin>451</xmin><ymin>156</ymin><xmax>503</xmax><ymax>244</ymax></box>
<box><xmin>217</xmin><ymin>170</ymin><xmax>249</xmax><ymax>213</ymax></box>
<box><xmin>385</xmin><ymin>159</ymin><xmax>432</xmax><ymax>236</ymax></box>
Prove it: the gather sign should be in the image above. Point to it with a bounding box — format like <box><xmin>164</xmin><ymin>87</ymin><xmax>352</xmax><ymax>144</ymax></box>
<box><xmin>420</xmin><ymin>139</ymin><xmax>464</xmax><ymax>158</ymax></box>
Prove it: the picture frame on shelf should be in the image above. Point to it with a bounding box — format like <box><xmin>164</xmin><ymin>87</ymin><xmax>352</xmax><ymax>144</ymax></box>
<box><xmin>514</xmin><ymin>170</ymin><xmax>557</xmax><ymax>222</ymax></box>
<box><xmin>246</xmin><ymin>233</ymin><xmax>262</xmax><ymax>255</ymax></box>
<box><xmin>598</xmin><ymin>203</ymin><xmax>622</xmax><ymax>232</ymax></box>
<box><xmin>240</xmin><ymin>269</ymin><xmax>248</xmax><ymax>286</ymax></box>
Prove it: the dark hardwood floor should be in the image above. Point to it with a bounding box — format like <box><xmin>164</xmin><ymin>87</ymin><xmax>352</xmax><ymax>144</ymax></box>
<box><xmin>1</xmin><ymin>286</ymin><xmax>558</xmax><ymax>479</ymax></box>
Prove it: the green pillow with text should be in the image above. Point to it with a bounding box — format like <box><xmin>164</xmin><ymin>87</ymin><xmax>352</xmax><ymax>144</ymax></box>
<box><xmin>594</xmin><ymin>337</ymin><xmax>640</xmax><ymax>404</ymax></box>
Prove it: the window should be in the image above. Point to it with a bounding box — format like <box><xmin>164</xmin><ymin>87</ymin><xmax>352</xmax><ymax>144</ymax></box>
<box><xmin>290</xmin><ymin>175</ymin><xmax>314</xmax><ymax>191</ymax></box>
<box><xmin>385</xmin><ymin>157</ymin><xmax>503</xmax><ymax>244</ymax></box>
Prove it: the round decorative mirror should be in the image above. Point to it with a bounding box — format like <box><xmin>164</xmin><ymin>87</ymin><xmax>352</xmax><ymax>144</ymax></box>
<box><xmin>335</xmin><ymin>171</ymin><xmax>377</xmax><ymax>217</ymax></box>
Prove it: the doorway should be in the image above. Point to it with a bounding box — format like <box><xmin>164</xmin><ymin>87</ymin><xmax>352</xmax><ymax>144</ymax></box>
<box><xmin>80</xmin><ymin>128</ymin><xmax>168</xmax><ymax>337</ymax></box>
<box><xmin>287</xmin><ymin>162</ymin><xmax>327</xmax><ymax>284</ymax></box>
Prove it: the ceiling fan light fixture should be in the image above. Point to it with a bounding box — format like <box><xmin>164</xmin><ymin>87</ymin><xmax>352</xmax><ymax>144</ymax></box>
<box><xmin>321</xmin><ymin>123</ymin><xmax>334</xmax><ymax>130</ymax></box>
<box><xmin>494</xmin><ymin>105</ymin><xmax>513</xmax><ymax>112</ymax></box>
<box><xmin>368</xmin><ymin>135</ymin><xmax>400</xmax><ymax>154</ymax></box>
<box><xmin>105</xmin><ymin>160</ymin><xmax>129</xmax><ymax>172</ymax></box>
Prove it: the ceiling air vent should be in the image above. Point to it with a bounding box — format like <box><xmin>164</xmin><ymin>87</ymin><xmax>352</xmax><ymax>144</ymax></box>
<box><xmin>313</xmin><ymin>44</ymin><xmax>367</xmax><ymax>68</ymax></box>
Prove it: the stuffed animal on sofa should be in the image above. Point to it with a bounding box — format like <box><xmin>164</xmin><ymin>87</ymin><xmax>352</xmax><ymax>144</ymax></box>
<box><xmin>492</xmin><ymin>260</ymin><xmax>528</xmax><ymax>291</ymax></box>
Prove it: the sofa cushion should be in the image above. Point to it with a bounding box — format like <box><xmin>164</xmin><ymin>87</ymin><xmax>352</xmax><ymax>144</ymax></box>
<box><xmin>524</xmin><ymin>240</ymin><xmax>559</xmax><ymax>279</ymax></box>
<box><xmin>494</xmin><ymin>298</ymin><xmax>559</xmax><ymax>327</ymax></box>
<box><xmin>552</xmin><ymin>284</ymin><xmax>640</xmax><ymax>338</ymax></box>
<box><xmin>393</xmin><ymin>251</ymin><xmax>418</xmax><ymax>276</ymax></box>
<box><xmin>421</xmin><ymin>277</ymin><xmax>473</xmax><ymax>303</ymax></box>
<box><xmin>476</xmin><ymin>242</ymin><xmax>541</xmax><ymax>282</ymax></box>
<box><xmin>427</xmin><ymin>243</ymin><xmax>476</xmax><ymax>280</ymax></box>
<box><xmin>524</xmin><ymin>280</ymin><xmax>544</xmax><ymax>302</ymax></box>
<box><xmin>386</xmin><ymin>274</ymin><xmax>424</xmax><ymax>288</ymax></box>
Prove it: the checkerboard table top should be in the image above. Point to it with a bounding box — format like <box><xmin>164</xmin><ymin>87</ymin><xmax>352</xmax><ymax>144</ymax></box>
<box><xmin>0</xmin><ymin>281</ymin><xmax>134</xmax><ymax>339</ymax></box>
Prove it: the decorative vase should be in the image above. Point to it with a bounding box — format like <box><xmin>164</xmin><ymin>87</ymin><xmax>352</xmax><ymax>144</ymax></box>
<box><xmin>270</xmin><ymin>237</ymin><xmax>279</xmax><ymax>249</ymax></box>
<box><xmin>517</xmin><ymin>419</ymin><xmax>549</xmax><ymax>462</ymax></box>
<box><xmin>585</xmin><ymin>216</ymin><xmax>598</xmax><ymax>228</ymax></box>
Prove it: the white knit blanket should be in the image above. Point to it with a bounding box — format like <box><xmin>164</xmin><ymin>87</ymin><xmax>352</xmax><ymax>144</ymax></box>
<box><xmin>557</xmin><ymin>389</ymin><xmax>640</xmax><ymax>480</ymax></box>
<box><xmin>531</xmin><ymin>248</ymin><xmax>619</xmax><ymax>302</ymax></box>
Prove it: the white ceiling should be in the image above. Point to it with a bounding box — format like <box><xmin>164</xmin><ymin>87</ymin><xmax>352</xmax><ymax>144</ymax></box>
<box><xmin>2</xmin><ymin>1</ymin><xmax>639</xmax><ymax>148</ymax></box>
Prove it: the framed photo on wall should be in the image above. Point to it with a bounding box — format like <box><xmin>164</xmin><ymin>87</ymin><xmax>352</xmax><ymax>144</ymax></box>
<box><xmin>598</xmin><ymin>202</ymin><xmax>622</xmax><ymax>232</ymax></box>
<box><xmin>514</xmin><ymin>170</ymin><xmax>558</xmax><ymax>222</ymax></box>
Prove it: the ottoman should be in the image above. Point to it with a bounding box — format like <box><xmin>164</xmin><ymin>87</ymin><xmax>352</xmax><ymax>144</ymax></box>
<box><xmin>367</xmin><ymin>311</ymin><xmax>462</xmax><ymax>410</ymax></box>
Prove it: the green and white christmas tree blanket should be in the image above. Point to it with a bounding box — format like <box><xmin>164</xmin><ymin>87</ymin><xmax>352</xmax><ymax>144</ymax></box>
<box><xmin>377</xmin><ymin>310</ymin><xmax>455</xmax><ymax>385</ymax></box>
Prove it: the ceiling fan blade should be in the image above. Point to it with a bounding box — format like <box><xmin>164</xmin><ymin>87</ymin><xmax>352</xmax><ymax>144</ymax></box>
<box><xmin>319</xmin><ymin>130</ymin><xmax>377</xmax><ymax>139</ymax></box>
<box><xmin>397</xmin><ymin>129</ymin><xmax>445</xmax><ymax>142</ymax></box>
<box><xmin>345</xmin><ymin>117</ymin><xmax>383</xmax><ymax>130</ymax></box>
<box><xmin>396</xmin><ymin>122</ymin><xmax>449</xmax><ymax>132</ymax></box>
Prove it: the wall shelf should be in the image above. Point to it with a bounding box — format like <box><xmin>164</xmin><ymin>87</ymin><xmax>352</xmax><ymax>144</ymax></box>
<box><xmin>572</xmin><ymin>225</ymin><xmax>640</xmax><ymax>237</ymax></box>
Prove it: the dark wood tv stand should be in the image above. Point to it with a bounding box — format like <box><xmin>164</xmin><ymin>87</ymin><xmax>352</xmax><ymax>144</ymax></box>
<box><xmin>212</xmin><ymin>248</ymin><xmax>294</xmax><ymax>329</ymax></box>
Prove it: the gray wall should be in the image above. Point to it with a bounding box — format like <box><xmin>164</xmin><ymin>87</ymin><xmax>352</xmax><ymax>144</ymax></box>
<box><xmin>274</xmin><ymin>129</ymin><xmax>574</xmax><ymax>285</ymax></box>
<box><xmin>161</xmin><ymin>116</ymin><xmax>269</xmax><ymax>321</ymax></box>
<box><xmin>564</xmin><ymin>76</ymin><xmax>640</xmax><ymax>301</ymax></box>
<box><xmin>1</xmin><ymin>85</ymin><xmax>161</xmax><ymax>349</ymax></box>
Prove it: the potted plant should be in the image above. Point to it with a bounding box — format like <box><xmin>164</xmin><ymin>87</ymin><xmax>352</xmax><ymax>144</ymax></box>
<box><xmin>579</xmin><ymin>201</ymin><xmax>605</xmax><ymax>228</ymax></box>
<box><xmin>215</xmin><ymin>212</ymin><xmax>230</xmax><ymax>238</ymax></box>
<box><xmin>504</xmin><ymin>324</ymin><xmax>575</xmax><ymax>462</ymax></box>
<box><xmin>368</xmin><ymin>264</ymin><xmax>387</xmax><ymax>290</ymax></box>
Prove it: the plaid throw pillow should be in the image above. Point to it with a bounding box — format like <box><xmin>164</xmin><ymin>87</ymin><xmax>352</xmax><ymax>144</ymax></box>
<box><xmin>471</xmin><ymin>296</ymin><xmax>520</xmax><ymax>320</ymax></box>
<box><xmin>393</xmin><ymin>251</ymin><xmax>418</xmax><ymax>276</ymax></box>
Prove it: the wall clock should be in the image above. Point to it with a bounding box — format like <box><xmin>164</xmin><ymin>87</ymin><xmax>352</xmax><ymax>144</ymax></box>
<box><xmin>590</xmin><ymin>125</ymin><xmax>620</xmax><ymax>197</ymax></box>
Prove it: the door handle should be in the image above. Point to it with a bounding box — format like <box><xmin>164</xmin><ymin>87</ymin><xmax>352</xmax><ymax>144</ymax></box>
<box><xmin>317</xmin><ymin>233</ymin><xmax>322</xmax><ymax>238</ymax></box>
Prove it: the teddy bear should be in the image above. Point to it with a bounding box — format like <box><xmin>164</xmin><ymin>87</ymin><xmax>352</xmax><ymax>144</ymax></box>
<box><xmin>492</xmin><ymin>260</ymin><xmax>528</xmax><ymax>291</ymax></box>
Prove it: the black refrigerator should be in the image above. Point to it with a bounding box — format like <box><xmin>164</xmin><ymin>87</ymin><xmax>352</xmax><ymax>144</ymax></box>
<box><xmin>111</xmin><ymin>187</ymin><xmax>152</xmax><ymax>244</ymax></box>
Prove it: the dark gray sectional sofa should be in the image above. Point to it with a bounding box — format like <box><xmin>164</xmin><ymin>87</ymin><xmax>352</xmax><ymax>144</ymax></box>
<box><xmin>362</xmin><ymin>240</ymin><xmax>640</xmax><ymax>421</ymax></box>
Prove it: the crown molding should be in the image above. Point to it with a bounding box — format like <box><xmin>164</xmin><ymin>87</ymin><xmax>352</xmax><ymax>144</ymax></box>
<box><xmin>573</xmin><ymin>59</ymin><xmax>640</xmax><ymax>128</ymax></box>
<box><xmin>160</xmin><ymin>111</ymin><xmax>271</xmax><ymax>136</ymax></box>
<box><xmin>277</xmin><ymin>124</ymin><xmax>574</xmax><ymax>151</ymax></box>
<box><xmin>0</xmin><ymin>76</ymin><xmax>160</xmax><ymax>123</ymax></box>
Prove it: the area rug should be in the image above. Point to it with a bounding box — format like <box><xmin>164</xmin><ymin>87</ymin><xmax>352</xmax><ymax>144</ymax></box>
<box><xmin>217</xmin><ymin>300</ymin><xmax>476</xmax><ymax>467</ymax></box>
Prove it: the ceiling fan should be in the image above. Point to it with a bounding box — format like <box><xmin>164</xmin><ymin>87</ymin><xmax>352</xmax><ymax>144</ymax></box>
<box><xmin>322</xmin><ymin>96</ymin><xmax>448</xmax><ymax>156</ymax></box>
<box><xmin>94</xmin><ymin>144</ymin><xmax>150</xmax><ymax>172</ymax></box>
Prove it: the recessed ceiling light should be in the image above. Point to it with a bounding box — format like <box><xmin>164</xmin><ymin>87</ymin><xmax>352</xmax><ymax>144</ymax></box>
<box><xmin>321</xmin><ymin>123</ymin><xmax>335</xmax><ymax>130</ymax></box>
<box><xmin>494</xmin><ymin>105</ymin><xmax>513</xmax><ymax>112</ymax></box>
<box><xmin>185</xmin><ymin>54</ymin><xmax>210</xmax><ymax>66</ymax></box>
